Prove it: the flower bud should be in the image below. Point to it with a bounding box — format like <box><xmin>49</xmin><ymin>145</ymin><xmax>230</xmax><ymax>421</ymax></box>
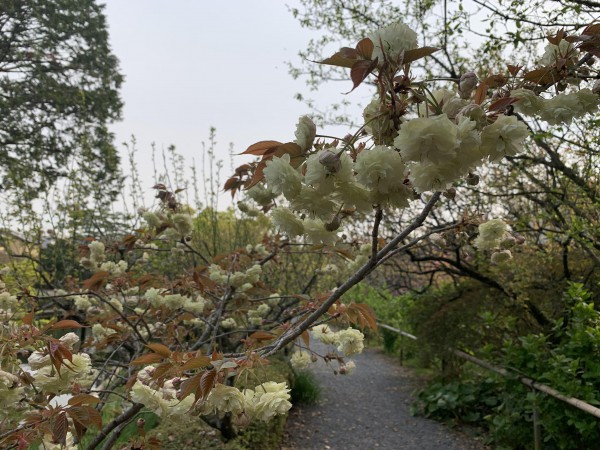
<box><xmin>458</xmin><ymin>72</ymin><xmax>478</xmax><ymax>99</ymax></box>
<box><xmin>512</xmin><ymin>233</ymin><xmax>526</xmax><ymax>245</ymax></box>
<box><xmin>324</xmin><ymin>215</ymin><xmax>342</xmax><ymax>231</ymax></box>
<box><xmin>500</xmin><ymin>236</ymin><xmax>516</xmax><ymax>249</ymax></box>
<box><xmin>491</xmin><ymin>249</ymin><xmax>512</xmax><ymax>264</ymax></box>
<box><xmin>443</xmin><ymin>187</ymin><xmax>456</xmax><ymax>199</ymax></box>
<box><xmin>319</xmin><ymin>150</ymin><xmax>342</xmax><ymax>173</ymax></box>
<box><xmin>466</xmin><ymin>172</ymin><xmax>480</xmax><ymax>185</ymax></box>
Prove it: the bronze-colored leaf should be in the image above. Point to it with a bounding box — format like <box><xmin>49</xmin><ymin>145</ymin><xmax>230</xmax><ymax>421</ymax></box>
<box><xmin>523</xmin><ymin>68</ymin><xmax>558</xmax><ymax>85</ymax></box>
<box><xmin>122</xmin><ymin>234</ymin><xmax>137</xmax><ymax>250</ymax></box>
<box><xmin>546</xmin><ymin>29</ymin><xmax>565</xmax><ymax>45</ymax></box>
<box><xmin>356</xmin><ymin>38</ymin><xmax>374</xmax><ymax>59</ymax></box>
<box><xmin>68</xmin><ymin>405</ymin><xmax>102</xmax><ymax>429</ymax></box>
<box><xmin>300</xmin><ymin>330</ymin><xmax>310</xmax><ymax>348</ymax></box>
<box><xmin>347</xmin><ymin>59</ymin><xmax>378</xmax><ymax>93</ymax></box>
<box><xmin>68</xmin><ymin>394</ymin><xmax>101</xmax><ymax>407</ymax></box>
<box><xmin>244</xmin><ymin>160</ymin><xmax>267</xmax><ymax>190</ymax></box>
<box><xmin>130</xmin><ymin>353</ymin><xmax>165</xmax><ymax>365</ymax></box>
<box><xmin>240</xmin><ymin>140</ymin><xmax>283</xmax><ymax>156</ymax></box>
<box><xmin>339</xmin><ymin>47</ymin><xmax>359</xmax><ymax>59</ymax></box>
<box><xmin>249</xmin><ymin>331</ymin><xmax>276</xmax><ymax>341</ymax></box>
<box><xmin>402</xmin><ymin>46</ymin><xmax>440</xmax><ymax>64</ymax></box>
<box><xmin>507</xmin><ymin>64</ymin><xmax>522</xmax><ymax>77</ymax></box>
<box><xmin>22</xmin><ymin>311</ymin><xmax>34</xmax><ymax>326</ymax></box>
<box><xmin>199</xmin><ymin>369</ymin><xmax>217</xmax><ymax>400</ymax></box>
<box><xmin>474</xmin><ymin>82</ymin><xmax>488</xmax><ymax>105</ymax></box>
<box><xmin>347</xmin><ymin>303</ymin><xmax>378</xmax><ymax>331</ymax></box>
<box><xmin>193</xmin><ymin>267</ymin><xmax>217</xmax><ymax>292</ymax></box>
<box><xmin>51</xmin><ymin>412</ymin><xmax>68</xmax><ymax>444</ymax></box>
<box><xmin>47</xmin><ymin>319</ymin><xmax>84</xmax><ymax>330</ymax></box>
<box><xmin>483</xmin><ymin>74</ymin><xmax>507</xmax><ymax>88</ymax></box>
<box><xmin>146</xmin><ymin>343</ymin><xmax>172</xmax><ymax>357</ymax></box>
<box><xmin>179</xmin><ymin>373</ymin><xmax>201</xmax><ymax>401</ymax></box>
<box><xmin>223</xmin><ymin>177</ymin><xmax>238</xmax><ymax>191</ymax></box>
<box><xmin>180</xmin><ymin>355</ymin><xmax>211</xmax><ymax>372</ymax></box>
<box><xmin>268</xmin><ymin>142</ymin><xmax>304</xmax><ymax>160</ymax></box>
<box><xmin>488</xmin><ymin>97</ymin><xmax>519</xmax><ymax>112</ymax></box>
<box><xmin>583</xmin><ymin>23</ymin><xmax>600</xmax><ymax>35</ymax></box>
<box><xmin>83</xmin><ymin>271</ymin><xmax>110</xmax><ymax>292</ymax></box>
<box><xmin>318</xmin><ymin>51</ymin><xmax>359</xmax><ymax>68</ymax></box>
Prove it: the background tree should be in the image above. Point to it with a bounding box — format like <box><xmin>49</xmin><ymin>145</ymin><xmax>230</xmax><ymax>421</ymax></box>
<box><xmin>0</xmin><ymin>0</ymin><xmax>123</xmax><ymax>199</ymax></box>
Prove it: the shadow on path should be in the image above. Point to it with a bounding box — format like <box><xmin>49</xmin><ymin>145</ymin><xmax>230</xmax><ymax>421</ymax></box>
<box><xmin>281</xmin><ymin>346</ymin><xmax>488</xmax><ymax>450</ymax></box>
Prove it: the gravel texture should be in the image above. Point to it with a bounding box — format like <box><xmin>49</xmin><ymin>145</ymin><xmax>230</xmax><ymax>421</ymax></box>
<box><xmin>282</xmin><ymin>345</ymin><xmax>489</xmax><ymax>450</ymax></box>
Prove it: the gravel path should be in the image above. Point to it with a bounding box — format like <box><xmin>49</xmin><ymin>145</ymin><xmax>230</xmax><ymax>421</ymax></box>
<box><xmin>281</xmin><ymin>345</ymin><xmax>488</xmax><ymax>450</ymax></box>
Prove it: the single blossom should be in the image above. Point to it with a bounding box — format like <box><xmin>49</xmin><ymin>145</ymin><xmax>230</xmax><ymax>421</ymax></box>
<box><xmin>395</xmin><ymin>114</ymin><xmax>459</xmax><ymax>164</ymax></box>
<box><xmin>480</xmin><ymin>115</ymin><xmax>529</xmax><ymax>162</ymax></box>
<box><xmin>368</xmin><ymin>22</ymin><xmax>418</xmax><ymax>64</ymax></box>
<box><xmin>263</xmin><ymin>154</ymin><xmax>302</xmax><ymax>200</ymax></box>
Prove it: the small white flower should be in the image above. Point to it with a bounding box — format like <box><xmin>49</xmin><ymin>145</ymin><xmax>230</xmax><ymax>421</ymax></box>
<box><xmin>294</xmin><ymin>116</ymin><xmax>317</xmax><ymax>151</ymax></box>
<box><xmin>511</xmin><ymin>89</ymin><xmax>543</xmax><ymax>116</ymax></box>
<box><xmin>263</xmin><ymin>154</ymin><xmax>302</xmax><ymax>200</ymax></box>
<box><xmin>270</xmin><ymin>207</ymin><xmax>305</xmax><ymax>237</ymax></box>
<box><xmin>290</xmin><ymin>351</ymin><xmax>312</xmax><ymax>370</ymax></box>
<box><xmin>369</xmin><ymin>22</ymin><xmax>418</xmax><ymax>64</ymax></box>
<box><xmin>395</xmin><ymin>115</ymin><xmax>459</xmax><ymax>164</ymax></box>
<box><xmin>335</xmin><ymin>328</ymin><xmax>365</xmax><ymax>356</ymax></box>
<box><xmin>480</xmin><ymin>115</ymin><xmax>529</xmax><ymax>162</ymax></box>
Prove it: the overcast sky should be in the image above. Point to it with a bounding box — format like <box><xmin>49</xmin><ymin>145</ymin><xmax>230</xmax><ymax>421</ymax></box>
<box><xmin>102</xmin><ymin>1</ymin><xmax>357</xmax><ymax>208</ymax></box>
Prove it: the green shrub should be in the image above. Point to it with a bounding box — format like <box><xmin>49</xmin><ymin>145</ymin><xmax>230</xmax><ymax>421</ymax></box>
<box><xmin>290</xmin><ymin>370</ymin><xmax>321</xmax><ymax>405</ymax></box>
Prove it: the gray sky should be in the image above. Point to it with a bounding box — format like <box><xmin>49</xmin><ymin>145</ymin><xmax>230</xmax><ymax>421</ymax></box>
<box><xmin>102</xmin><ymin>1</ymin><xmax>354</xmax><ymax>208</ymax></box>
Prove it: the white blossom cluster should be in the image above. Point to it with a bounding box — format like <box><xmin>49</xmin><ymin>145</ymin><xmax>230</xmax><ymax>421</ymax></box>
<box><xmin>311</xmin><ymin>325</ymin><xmax>365</xmax><ymax>356</ymax></box>
<box><xmin>290</xmin><ymin>351</ymin><xmax>312</xmax><ymax>370</ymax></box>
<box><xmin>258</xmin><ymin>23</ymin><xmax>600</xmax><ymax>248</ymax></box>
<box><xmin>79</xmin><ymin>240</ymin><xmax>129</xmax><ymax>275</ymax></box>
<box><xmin>208</xmin><ymin>264</ymin><xmax>262</xmax><ymax>292</ymax></box>
<box><xmin>474</xmin><ymin>218</ymin><xmax>518</xmax><ymax>263</ymax></box>
<box><xmin>26</xmin><ymin>333</ymin><xmax>95</xmax><ymax>394</ymax></box>
<box><xmin>512</xmin><ymin>88</ymin><xmax>599</xmax><ymax>125</ymax></box>
<box><xmin>132</xmin><ymin>369</ymin><xmax>291</xmax><ymax>423</ymax></box>
<box><xmin>264</xmin><ymin>106</ymin><xmax>531</xmax><ymax>244</ymax></box>
<box><xmin>143</xmin><ymin>287</ymin><xmax>206</xmax><ymax>313</ymax></box>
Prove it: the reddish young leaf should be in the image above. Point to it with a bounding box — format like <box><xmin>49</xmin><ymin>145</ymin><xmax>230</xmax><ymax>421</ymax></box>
<box><xmin>68</xmin><ymin>394</ymin><xmax>101</xmax><ymax>406</ymax></box>
<box><xmin>356</xmin><ymin>37</ymin><xmax>374</xmax><ymax>59</ymax></box>
<box><xmin>51</xmin><ymin>411</ymin><xmax>68</xmax><ymax>445</ymax></box>
<box><xmin>47</xmin><ymin>319</ymin><xmax>84</xmax><ymax>330</ymax></box>
<box><xmin>339</xmin><ymin>47</ymin><xmax>360</xmax><ymax>59</ymax></box>
<box><xmin>523</xmin><ymin>68</ymin><xmax>557</xmax><ymax>85</ymax></box>
<box><xmin>240</xmin><ymin>140</ymin><xmax>282</xmax><ymax>156</ymax></box>
<box><xmin>146</xmin><ymin>343</ymin><xmax>172</xmax><ymax>357</ymax></box>
<box><xmin>319</xmin><ymin>51</ymin><xmax>359</xmax><ymax>68</ymax></box>
<box><xmin>474</xmin><ymin>82</ymin><xmax>488</xmax><ymax>105</ymax></box>
<box><xmin>22</xmin><ymin>311</ymin><xmax>35</xmax><ymax>326</ymax></box>
<box><xmin>83</xmin><ymin>271</ymin><xmax>110</xmax><ymax>291</ymax></box>
<box><xmin>199</xmin><ymin>369</ymin><xmax>217</xmax><ymax>399</ymax></box>
<box><xmin>249</xmin><ymin>331</ymin><xmax>276</xmax><ymax>342</ymax></box>
<box><xmin>130</xmin><ymin>353</ymin><xmax>165</xmax><ymax>365</ymax></box>
<box><xmin>180</xmin><ymin>355</ymin><xmax>212</xmax><ymax>372</ymax></box>
<box><xmin>348</xmin><ymin>59</ymin><xmax>378</xmax><ymax>93</ymax></box>
<box><xmin>488</xmin><ymin>97</ymin><xmax>519</xmax><ymax>112</ymax></box>
<box><xmin>68</xmin><ymin>405</ymin><xmax>102</xmax><ymax>429</ymax></box>
<box><xmin>403</xmin><ymin>46</ymin><xmax>440</xmax><ymax>64</ymax></box>
<box><xmin>179</xmin><ymin>373</ymin><xmax>201</xmax><ymax>401</ymax></box>
<box><xmin>300</xmin><ymin>330</ymin><xmax>310</xmax><ymax>348</ymax></box>
<box><xmin>507</xmin><ymin>64</ymin><xmax>523</xmax><ymax>77</ymax></box>
<box><xmin>245</xmin><ymin>160</ymin><xmax>267</xmax><ymax>189</ymax></box>
<box><xmin>483</xmin><ymin>74</ymin><xmax>507</xmax><ymax>88</ymax></box>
